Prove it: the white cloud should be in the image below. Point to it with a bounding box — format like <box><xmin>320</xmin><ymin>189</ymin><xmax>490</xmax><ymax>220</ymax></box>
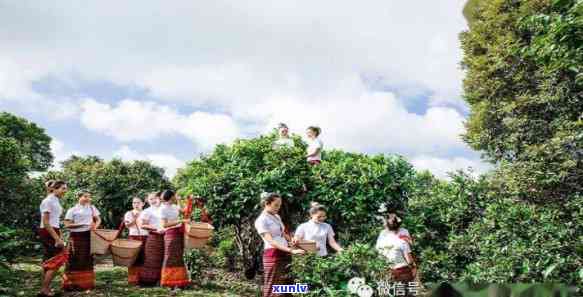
<box><xmin>80</xmin><ymin>98</ymin><xmax>240</xmax><ymax>150</ymax></box>
<box><xmin>113</xmin><ymin>146</ymin><xmax>184</xmax><ymax>178</ymax></box>
<box><xmin>1</xmin><ymin>0</ymin><xmax>486</xmax><ymax>177</ymax></box>
<box><xmin>50</xmin><ymin>138</ymin><xmax>82</xmax><ymax>169</ymax></box>
<box><xmin>410</xmin><ymin>155</ymin><xmax>492</xmax><ymax>180</ymax></box>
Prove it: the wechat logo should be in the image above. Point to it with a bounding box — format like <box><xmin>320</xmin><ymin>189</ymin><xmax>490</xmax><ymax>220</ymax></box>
<box><xmin>348</xmin><ymin>277</ymin><xmax>374</xmax><ymax>297</ymax></box>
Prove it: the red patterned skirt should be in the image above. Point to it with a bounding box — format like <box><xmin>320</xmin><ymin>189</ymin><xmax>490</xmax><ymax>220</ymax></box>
<box><xmin>262</xmin><ymin>248</ymin><xmax>292</xmax><ymax>297</ymax></box>
<box><xmin>161</xmin><ymin>227</ymin><xmax>190</xmax><ymax>288</ymax></box>
<box><xmin>391</xmin><ymin>265</ymin><xmax>415</xmax><ymax>282</ymax></box>
<box><xmin>139</xmin><ymin>232</ymin><xmax>165</xmax><ymax>286</ymax></box>
<box><xmin>308</xmin><ymin>160</ymin><xmax>321</xmax><ymax>165</ymax></box>
<box><xmin>38</xmin><ymin>228</ymin><xmax>64</xmax><ymax>270</ymax></box>
<box><xmin>63</xmin><ymin>231</ymin><xmax>95</xmax><ymax>291</ymax></box>
<box><xmin>128</xmin><ymin>235</ymin><xmax>148</xmax><ymax>285</ymax></box>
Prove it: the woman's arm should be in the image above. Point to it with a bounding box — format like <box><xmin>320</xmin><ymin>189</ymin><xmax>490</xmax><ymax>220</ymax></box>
<box><xmin>261</xmin><ymin>233</ymin><xmax>304</xmax><ymax>255</ymax></box>
<box><xmin>139</xmin><ymin>216</ymin><xmax>157</xmax><ymax>231</ymax></box>
<box><xmin>64</xmin><ymin>219</ymin><xmax>88</xmax><ymax>229</ymax></box>
<box><xmin>42</xmin><ymin>212</ymin><xmax>64</xmax><ymax>247</ymax></box>
<box><xmin>92</xmin><ymin>216</ymin><xmax>101</xmax><ymax>230</ymax></box>
<box><xmin>328</xmin><ymin>236</ymin><xmax>344</xmax><ymax>252</ymax></box>
<box><xmin>161</xmin><ymin>218</ymin><xmax>185</xmax><ymax>228</ymax></box>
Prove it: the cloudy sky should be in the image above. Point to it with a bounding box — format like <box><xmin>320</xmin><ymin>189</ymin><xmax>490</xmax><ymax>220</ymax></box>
<box><xmin>0</xmin><ymin>1</ymin><xmax>490</xmax><ymax>179</ymax></box>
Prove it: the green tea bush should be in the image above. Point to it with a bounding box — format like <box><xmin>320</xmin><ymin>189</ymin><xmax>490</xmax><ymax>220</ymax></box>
<box><xmin>291</xmin><ymin>243</ymin><xmax>388</xmax><ymax>297</ymax></box>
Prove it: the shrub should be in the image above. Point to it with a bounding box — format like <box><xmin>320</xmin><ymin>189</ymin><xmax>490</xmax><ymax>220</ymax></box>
<box><xmin>291</xmin><ymin>243</ymin><xmax>389</xmax><ymax>297</ymax></box>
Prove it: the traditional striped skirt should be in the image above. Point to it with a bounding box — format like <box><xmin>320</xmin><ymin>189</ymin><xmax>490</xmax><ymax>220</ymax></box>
<box><xmin>63</xmin><ymin>231</ymin><xmax>95</xmax><ymax>291</ymax></box>
<box><xmin>308</xmin><ymin>160</ymin><xmax>321</xmax><ymax>165</ymax></box>
<box><xmin>127</xmin><ymin>235</ymin><xmax>148</xmax><ymax>285</ymax></box>
<box><xmin>161</xmin><ymin>227</ymin><xmax>190</xmax><ymax>288</ymax></box>
<box><xmin>262</xmin><ymin>248</ymin><xmax>292</xmax><ymax>297</ymax></box>
<box><xmin>391</xmin><ymin>265</ymin><xmax>415</xmax><ymax>283</ymax></box>
<box><xmin>38</xmin><ymin>228</ymin><xmax>64</xmax><ymax>269</ymax></box>
<box><xmin>139</xmin><ymin>232</ymin><xmax>165</xmax><ymax>286</ymax></box>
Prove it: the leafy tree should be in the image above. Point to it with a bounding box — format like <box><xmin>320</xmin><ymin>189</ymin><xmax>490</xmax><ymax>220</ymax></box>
<box><xmin>175</xmin><ymin>133</ymin><xmax>313</xmax><ymax>270</ymax></box>
<box><xmin>0</xmin><ymin>112</ymin><xmax>53</xmax><ymax>171</ymax></box>
<box><xmin>47</xmin><ymin>156</ymin><xmax>172</xmax><ymax>228</ymax></box>
<box><xmin>460</xmin><ymin>0</ymin><xmax>583</xmax><ymax>202</ymax></box>
<box><xmin>175</xmin><ymin>132</ymin><xmax>417</xmax><ymax>273</ymax></box>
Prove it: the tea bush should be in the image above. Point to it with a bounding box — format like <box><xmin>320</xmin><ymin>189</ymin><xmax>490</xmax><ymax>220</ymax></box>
<box><xmin>290</xmin><ymin>243</ymin><xmax>388</xmax><ymax>296</ymax></box>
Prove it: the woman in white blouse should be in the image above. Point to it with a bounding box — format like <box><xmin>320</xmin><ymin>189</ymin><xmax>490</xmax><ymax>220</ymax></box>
<box><xmin>255</xmin><ymin>192</ymin><xmax>305</xmax><ymax>297</ymax></box>
<box><xmin>375</xmin><ymin>215</ymin><xmax>416</xmax><ymax>283</ymax></box>
<box><xmin>138</xmin><ymin>192</ymin><xmax>165</xmax><ymax>286</ymax></box>
<box><xmin>62</xmin><ymin>190</ymin><xmax>101</xmax><ymax>291</ymax></box>
<box><xmin>124</xmin><ymin>197</ymin><xmax>148</xmax><ymax>285</ymax></box>
<box><xmin>306</xmin><ymin>126</ymin><xmax>323</xmax><ymax>165</ymax></box>
<box><xmin>38</xmin><ymin>180</ymin><xmax>67</xmax><ymax>297</ymax></box>
<box><xmin>273</xmin><ymin>123</ymin><xmax>294</xmax><ymax>149</ymax></box>
<box><xmin>292</xmin><ymin>202</ymin><xmax>343</xmax><ymax>256</ymax></box>
<box><xmin>159</xmin><ymin>190</ymin><xmax>190</xmax><ymax>288</ymax></box>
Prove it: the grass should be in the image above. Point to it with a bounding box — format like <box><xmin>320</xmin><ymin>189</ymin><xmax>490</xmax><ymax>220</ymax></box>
<box><xmin>4</xmin><ymin>257</ymin><xmax>260</xmax><ymax>297</ymax></box>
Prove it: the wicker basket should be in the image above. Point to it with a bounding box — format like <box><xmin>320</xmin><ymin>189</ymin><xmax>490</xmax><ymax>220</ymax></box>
<box><xmin>90</xmin><ymin>229</ymin><xmax>119</xmax><ymax>255</ymax></box>
<box><xmin>110</xmin><ymin>239</ymin><xmax>143</xmax><ymax>267</ymax></box>
<box><xmin>297</xmin><ymin>240</ymin><xmax>318</xmax><ymax>252</ymax></box>
<box><xmin>184</xmin><ymin>222</ymin><xmax>214</xmax><ymax>249</ymax></box>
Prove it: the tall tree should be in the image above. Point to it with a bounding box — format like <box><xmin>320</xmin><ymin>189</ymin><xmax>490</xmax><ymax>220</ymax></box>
<box><xmin>0</xmin><ymin>112</ymin><xmax>53</xmax><ymax>171</ymax></box>
<box><xmin>460</xmin><ymin>0</ymin><xmax>583</xmax><ymax>202</ymax></box>
<box><xmin>47</xmin><ymin>156</ymin><xmax>172</xmax><ymax>228</ymax></box>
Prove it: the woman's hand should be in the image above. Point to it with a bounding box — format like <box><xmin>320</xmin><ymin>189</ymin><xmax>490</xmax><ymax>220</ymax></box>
<box><xmin>55</xmin><ymin>238</ymin><xmax>65</xmax><ymax>248</ymax></box>
<box><xmin>290</xmin><ymin>238</ymin><xmax>299</xmax><ymax>246</ymax></box>
<box><xmin>291</xmin><ymin>248</ymin><xmax>306</xmax><ymax>255</ymax></box>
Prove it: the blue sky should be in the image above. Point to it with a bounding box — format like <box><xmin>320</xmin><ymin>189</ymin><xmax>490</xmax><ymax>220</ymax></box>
<box><xmin>0</xmin><ymin>0</ymin><xmax>490</xmax><ymax>178</ymax></box>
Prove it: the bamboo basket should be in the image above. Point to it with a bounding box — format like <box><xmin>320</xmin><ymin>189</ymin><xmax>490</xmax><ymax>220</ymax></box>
<box><xmin>90</xmin><ymin>229</ymin><xmax>119</xmax><ymax>255</ymax></box>
<box><xmin>297</xmin><ymin>239</ymin><xmax>318</xmax><ymax>253</ymax></box>
<box><xmin>110</xmin><ymin>239</ymin><xmax>143</xmax><ymax>267</ymax></box>
<box><xmin>184</xmin><ymin>222</ymin><xmax>214</xmax><ymax>249</ymax></box>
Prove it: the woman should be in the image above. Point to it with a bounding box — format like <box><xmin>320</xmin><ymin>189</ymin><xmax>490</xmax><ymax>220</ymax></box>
<box><xmin>375</xmin><ymin>215</ymin><xmax>417</xmax><ymax>284</ymax></box>
<box><xmin>62</xmin><ymin>190</ymin><xmax>101</xmax><ymax>291</ymax></box>
<box><xmin>306</xmin><ymin>126</ymin><xmax>323</xmax><ymax>165</ymax></box>
<box><xmin>292</xmin><ymin>202</ymin><xmax>343</xmax><ymax>256</ymax></box>
<box><xmin>138</xmin><ymin>192</ymin><xmax>165</xmax><ymax>286</ymax></box>
<box><xmin>159</xmin><ymin>190</ymin><xmax>190</xmax><ymax>288</ymax></box>
<box><xmin>38</xmin><ymin>180</ymin><xmax>67</xmax><ymax>297</ymax></box>
<box><xmin>273</xmin><ymin>123</ymin><xmax>294</xmax><ymax>148</ymax></box>
<box><xmin>124</xmin><ymin>197</ymin><xmax>149</xmax><ymax>285</ymax></box>
<box><xmin>255</xmin><ymin>192</ymin><xmax>305</xmax><ymax>297</ymax></box>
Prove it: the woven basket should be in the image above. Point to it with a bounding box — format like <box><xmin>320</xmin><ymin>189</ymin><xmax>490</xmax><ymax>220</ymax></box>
<box><xmin>297</xmin><ymin>240</ymin><xmax>318</xmax><ymax>252</ymax></box>
<box><xmin>184</xmin><ymin>222</ymin><xmax>214</xmax><ymax>249</ymax></box>
<box><xmin>110</xmin><ymin>239</ymin><xmax>143</xmax><ymax>267</ymax></box>
<box><xmin>90</xmin><ymin>229</ymin><xmax>119</xmax><ymax>255</ymax></box>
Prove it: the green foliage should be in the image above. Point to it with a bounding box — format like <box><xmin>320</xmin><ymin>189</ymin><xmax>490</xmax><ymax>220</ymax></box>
<box><xmin>175</xmin><ymin>133</ymin><xmax>313</xmax><ymax>267</ymax></box>
<box><xmin>291</xmin><ymin>243</ymin><xmax>388</xmax><ymax>296</ymax></box>
<box><xmin>0</xmin><ymin>113</ymin><xmax>52</xmax><ymax>256</ymax></box>
<box><xmin>0</xmin><ymin>111</ymin><xmax>53</xmax><ymax>171</ymax></box>
<box><xmin>460</xmin><ymin>0</ymin><xmax>583</xmax><ymax>202</ymax></box>
<box><xmin>406</xmin><ymin>170</ymin><xmax>492</xmax><ymax>282</ymax></box>
<box><xmin>46</xmin><ymin>156</ymin><xmax>172</xmax><ymax>228</ymax></box>
<box><xmin>175</xmin><ymin>132</ymin><xmax>417</xmax><ymax>271</ymax></box>
<box><xmin>455</xmin><ymin>196</ymin><xmax>582</xmax><ymax>285</ymax></box>
<box><xmin>308</xmin><ymin>151</ymin><xmax>416</xmax><ymax>243</ymax></box>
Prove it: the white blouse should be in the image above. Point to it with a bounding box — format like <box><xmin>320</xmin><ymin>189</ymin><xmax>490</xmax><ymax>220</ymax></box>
<box><xmin>295</xmin><ymin>220</ymin><xmax>335</xmax><ymax>256</ymax></box>
<box><xmin>124</xmin><ymin>210</ymin><xmax>149</xmax><ymax>236</ymax></box>
<box><xmin>64</xmin><ymin>204</ymin><xmax>100</xmax><ymax>232</ymax></box>
<box><xmin>159</xmin><ymin>204</ymin><xmax>181</xmax><ymax>229</ymax></box>
<box><xmin>375</xmin><ymin>230</ymin><xmax>411</xmax><ymax>269</ymax></box>
<box><xmin>307</xmin><ymin>138</ymin><xmax>323</xmax><ymax>162</ymax></box>
<box><xmin>39</xmin><ymin>194</ymin><xmax>63</xmax><ymax>229</ymax></box>
<box><xmin>139</xmin><ymin>206</ymin><xmax>163</xmax><ymax>231</ymax></box>
<box><xmin>255</xmin><ymin>210</ymin><xmax>288</xmax><ymax>250</ymax></box>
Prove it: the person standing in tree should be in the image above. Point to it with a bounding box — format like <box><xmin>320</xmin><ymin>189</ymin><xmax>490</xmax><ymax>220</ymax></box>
<box><xmin>273</xmin><ymin>123</ymin><xmax>294</xmax><ymax>149</ymax></box>
<box><xmin>306</xmin><ymin>126</ymin><xmax>323</xmax><ymax>165</ymax></box>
